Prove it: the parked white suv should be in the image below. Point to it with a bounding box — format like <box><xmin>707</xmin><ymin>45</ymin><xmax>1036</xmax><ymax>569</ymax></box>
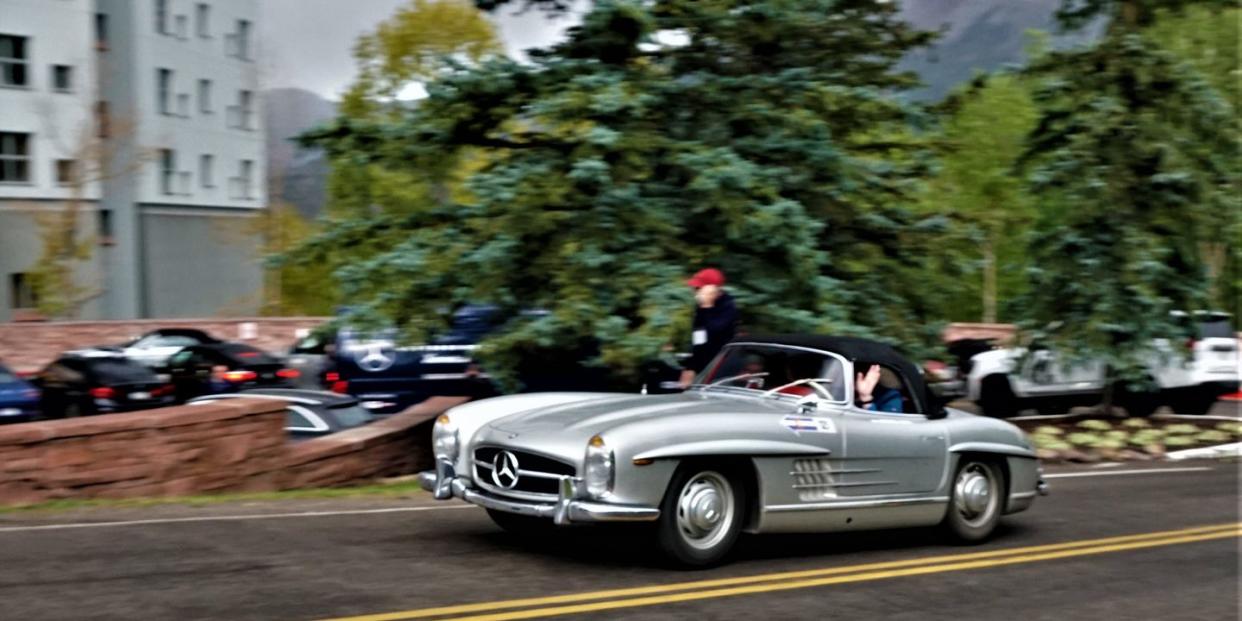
<box><xmin>967</xmin><ymin>312</ymin><xmax>1240</xmax><ymax>417</ymax></box>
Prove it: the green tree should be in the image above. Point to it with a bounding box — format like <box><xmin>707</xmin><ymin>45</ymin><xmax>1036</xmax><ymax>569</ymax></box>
<box><xmin>923</xmin><ymin>73</ymin><xmax>1039</xmax><ymax>323</ymax></box>
<box><xmin>1018</xmin><ymin>0</ymin><xmax>1238</xmax><ymax>399</ymax></box>
<box><xmin>1143</xmin><ymin>4</ymin><xmax>1241</xmax><ymax>316</ymax></box>
<box><xmin>340</xmin><ymin>0</ymin><xmax>503</xmax><ymax>119</ymax></box>
<box><xmin>278</xmin><ymin>0</ymin><xmax>504</xmax><ymax>312</ymax></box>
<box><xmin>299</xmin><ymin>0</ymin><xmax>940</xmax><ymax>383</ymax></box>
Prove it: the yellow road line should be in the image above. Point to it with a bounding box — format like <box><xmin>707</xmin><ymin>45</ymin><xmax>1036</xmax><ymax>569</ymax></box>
<box><xmin>445</xmin><ymin>529</ymin><xmax>1242</xmax><ymax>621</ymax></box>
<box><xmin>318</xmin><ymin>522</ymin><xmax>1238</xmax><ymax>621</ymax></box>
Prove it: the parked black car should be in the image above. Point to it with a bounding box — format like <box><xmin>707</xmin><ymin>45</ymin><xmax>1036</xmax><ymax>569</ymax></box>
<box><xmin>114</xmin><ymin>328</ymin><xmax>221</xmax><ymax>371</ymax></box>
<box><xmin>186</xmin><ymin>389</ymin><xmax>374</xmax><ymax>439</ymax></box>
<box><xmin>37</xmin><ymin>350</ymin><xmax>176</xmax><ymax>417</ymax></box>
<box><xmin>166</xmin><ymin>343</ymin><xmax>299</xmax><ymax>401</ymax></box>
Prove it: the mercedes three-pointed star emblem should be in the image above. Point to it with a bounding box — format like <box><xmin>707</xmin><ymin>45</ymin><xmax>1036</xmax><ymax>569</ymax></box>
<box><xmin>354</xmin><ymin>342</ymin><xmax>396</xmax><ymax>372</ymax></box>
<box><xmin>491</xmin><ymin>450</ymin><xmax>520</xmax><ymax>489</ymax></box>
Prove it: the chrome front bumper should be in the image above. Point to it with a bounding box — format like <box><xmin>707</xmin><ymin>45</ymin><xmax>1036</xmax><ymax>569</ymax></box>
<box><xmin>418</xmin><ymin>458</ymin><xmax>660</xmax><ymax>526</ymax></box>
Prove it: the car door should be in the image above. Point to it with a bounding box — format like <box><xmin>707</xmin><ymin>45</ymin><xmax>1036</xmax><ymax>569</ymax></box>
<box><xmin>1012</xmin><ymin>348</ymin><xmax>1104</xmax><ymax>397</ymax></box>
<box><xmin>838</xmin><ymin>407</ymin><xmax>948</xmax><ymax>496</ymax></box>
<box><xmin>168</xmin><ymin>349</ymin><xmax>214</xmax><ymax>399</ymax></box>
<box><xmin>835</xmin><ymin>363</ymin><xmax>948</xmax><ymax>496</ymax></box>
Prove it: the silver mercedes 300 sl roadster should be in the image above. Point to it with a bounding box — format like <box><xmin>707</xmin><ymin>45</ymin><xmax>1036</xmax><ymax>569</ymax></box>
<box><xmin>419</xmin><ymin>335</ymin><xmax>1048</xmax><ymax>566</ymax></box>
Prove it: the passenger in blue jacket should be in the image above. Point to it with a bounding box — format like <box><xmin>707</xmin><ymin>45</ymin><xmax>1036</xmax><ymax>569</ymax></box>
<box><xmin>679</xmin><ymin>268</ymin><xmax>739</xmax><ymax>388</ymax></box>
<box><xmin>855</xmin><ymin>361</ymin><xmax>904</xmax><ymax>413</ymax></box>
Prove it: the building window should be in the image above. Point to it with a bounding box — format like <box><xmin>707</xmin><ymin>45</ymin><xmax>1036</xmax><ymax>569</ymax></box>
<box><xmin>52</xmin><ymin>65</ymin><xmax>73</xmax><ymax>92</ymax></box>
<box><xmin>159</xmin><ymin>148</ymin><xmax>176</xmax><ymax>195</ymax></box>
<box><xmin>198</xmin><ymin>79</ymin><xmax>212</xmax><ymax>113</ymax></box>
<box><xmin>155</xmin><ymin>0</ymin><xmax>169</xmax><ymax>34</ymax></box>
<box><xmin>196</xmin><ymin>3</ymin><xmax>211</xmax><ymax>38</ymax></box>
<box><xmin>200</xmin><ymin>154</ymin><xmax>214</xmax><ymax>188</ymax></box>
<box><xmin>96</xmin><ymin>101</ymin><xmax>110</xmax><ymax>138</ymax></box>
<box><xmin>0</xmin><ymin>34</ymin><xmax>28</xmax><ymax>88</ymax></box>
<box><xmin>239</xmin><ymin>89</ymin><xmax>253</xmax><ymax>129</ymax></box>
<box><xmin>232</xmin><ymin>159</ymin><xmax>253</xmax><ymax>199</ymax></box>
<box><xmin>8</xmin><ymin>273</ymin><xmax>37</xmax><ymax>311</ymax></box>
<box><xmin>175</xmin><ymin>14</ymin><xmax>188</xmax><ymax>39</ymax></box>
<box><xmin>98</xmin><ymin>209</ymin><xmax>114</xmax><ymax>246</ymax></box>
<box><xmin>228</xmin><ymin>19</ymin><xmax>252</xmax><ymax>60</ymax></box>
<box><xmin>95</xmin><ymin>13</ymin><xmax>109</xmax><ymax>51</ymax></box>
<box><xmin>177</xmin><ymin>93</ymin><xmax>190</xmax><ymax>117</ymax></box>
<box><xmin>0</xmin><ymin>132</ymin><xmax>30</xmax><ymax>184</ymax></box>
<box><xmin>157</xmin><ymin>68</ymin><xmax>173</xmax><ymax>114</ymax></box>
<box><xmin>55</xmin><ymin>159</ymin><xmax>77</xmax><ymax>186</ymax></box>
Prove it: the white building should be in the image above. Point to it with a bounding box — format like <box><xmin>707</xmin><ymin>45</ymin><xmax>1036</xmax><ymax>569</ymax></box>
<box><xmin>0</xmin><ymin>0</ymin><xmax>102</xmax><ymax>320</ymax></box>
<box><xmin>0</xmin><ymin>0</ymin><xmax>265</xmax><ymax>321</ymax></box>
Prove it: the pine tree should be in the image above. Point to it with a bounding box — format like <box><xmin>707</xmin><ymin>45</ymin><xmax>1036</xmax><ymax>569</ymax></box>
<box><xmin>1019</xmin><ymin>0</ymin><xmax>1238</xmax><ymax>402</ymax></box>
<box><xmin>299</xmin><ymin>0</ymin><xmax>939</xmax><ymax>383</ymax></box>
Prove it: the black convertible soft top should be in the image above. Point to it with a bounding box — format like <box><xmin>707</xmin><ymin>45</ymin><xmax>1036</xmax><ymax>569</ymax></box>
<box><xmin>731</xmin><ymin>334</ymin><xmax>935</xmax><ymax>415</ymax></box>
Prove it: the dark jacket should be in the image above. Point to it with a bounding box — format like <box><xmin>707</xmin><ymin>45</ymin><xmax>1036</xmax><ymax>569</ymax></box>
<box><xmin>685</xmin><ymin>291</ymin><xmax>739</xmax><ymax>373</ymax></box>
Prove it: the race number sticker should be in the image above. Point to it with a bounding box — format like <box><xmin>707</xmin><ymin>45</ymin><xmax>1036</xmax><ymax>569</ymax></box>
<box><xmin>781</xmin><ymin>415</ymin><xmax>837</xmax><ymax>434</ymax></box>
<box><xmin>692</xmin><ymin>329</ymin><xmax>707</xmax><ymax>345</ymax></box>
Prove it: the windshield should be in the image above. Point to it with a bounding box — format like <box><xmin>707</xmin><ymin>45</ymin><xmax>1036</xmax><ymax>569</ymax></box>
<box><xmin>1199</xmin><ymin>317</ymin><xmax>1235</xmax><ymax>339</ymax></box>
<box><xmin>0</xmin><ymin>365</ymin><xmax>18</xmax><ymax>383</ymax></box>
<box><xmin>698</xmin><ymin>344</ymin><xmax>847</xmax><ymax>402</ymax></box>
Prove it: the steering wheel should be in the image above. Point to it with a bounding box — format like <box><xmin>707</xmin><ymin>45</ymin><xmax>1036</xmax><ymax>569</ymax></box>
<box><xmin>762</xmin><ymin>378</ymin><xmax>834</xmax><ymax>400</ymax></box>
<box><xmin>707</xmin><ymin>371</ymin><xmax>770</xmax><ymax>387</ymax></box>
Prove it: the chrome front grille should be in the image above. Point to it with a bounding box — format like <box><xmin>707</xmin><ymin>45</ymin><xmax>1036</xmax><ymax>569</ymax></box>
<box><xmin>473</xmin><ymin>446</ymin><xmax>575</xmax><ymax>498</ymax></box>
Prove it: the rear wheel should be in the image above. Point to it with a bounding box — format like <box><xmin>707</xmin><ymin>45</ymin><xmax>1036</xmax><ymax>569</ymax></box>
<box><xmin>979</xmin><ymin>375</ymin><xmax>1019</xmax><ymax>418</ymax></box>
<box><xmin>1115</xmin><ymin>382</ymin><xmax>1160</xmax><ymax>418</ymax></box>
<box><xmin>943</xmin><ymin>458</ymin><xmax>1004</xmax><ymax>543</ymax></box>
<box><xmin>486</xmin><ymin>509</ymin><xmax>555</xmax><ymax>536</ymax></box>
<box><xmin>656</xmin><ymin>465</ymin><xmax>745</xmax><ymax>567</ymax></box>
<box><xmin>1169</xmin><ymin>389</ymin><xmax>1219</xmax><ymax>415</ymax></box>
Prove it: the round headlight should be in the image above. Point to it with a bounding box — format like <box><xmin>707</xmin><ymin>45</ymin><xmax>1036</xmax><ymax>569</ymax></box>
<box><xmin>584</xmin><ymin>435</ymin><xmax>614</xmax><ymax>498</ymax></box>
<box><xmin>432</xmin><ymin>414</ymin><xmax>459</xmax><ymax>461</ymax></box>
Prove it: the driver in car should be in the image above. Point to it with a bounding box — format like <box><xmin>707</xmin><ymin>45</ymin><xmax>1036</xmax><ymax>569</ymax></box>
<box><xmin>855</xmin><ymin>362</ymin><xmax>903</xmax><ymax>413</ymax></box>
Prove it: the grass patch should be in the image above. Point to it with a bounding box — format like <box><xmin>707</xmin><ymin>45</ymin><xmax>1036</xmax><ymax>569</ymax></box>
<box><xmin>0</xmin><ymin>479</ymin><xmax>428</xmax><ymax>515</ymax></box>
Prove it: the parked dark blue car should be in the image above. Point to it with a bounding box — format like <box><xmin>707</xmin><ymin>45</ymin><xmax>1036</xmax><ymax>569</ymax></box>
<box><xmin>0</xmin><ymin>361</ymin><xmax>41</xmax><ymax>424</ymax></box>
<box><xmin>331</xmin><ymin>305</ymin><xmax>617</xmax><ymax>414</ymax></box>
<box><xmin>331</xmin><ymin>305</ymin><xmax>504</xmax><ymax>414</ymax></box>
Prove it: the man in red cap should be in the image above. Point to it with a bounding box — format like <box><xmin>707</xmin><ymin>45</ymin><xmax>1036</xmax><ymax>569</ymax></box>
<box><xmin>679</xmin><ymin>267</ymin><xmax>739</xmax><ymax>388</ymax></box>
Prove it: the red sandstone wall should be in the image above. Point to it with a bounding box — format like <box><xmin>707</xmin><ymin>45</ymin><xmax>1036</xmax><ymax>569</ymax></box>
<box><xmin>0</xmin><ymin>317</ymin><xmax>329</xmax><ymax>373</ymax></box>
<box><xmin>0</xmin><ymin>399</ymin><xmax>289</xmax><ymax>504</ymax></box>
<box><xmin>942</xmin><ymin>322</ymin><xmax>1018</xmax><ymax>345</ymax></box>
<box><xmin>0</xmin><ymin>396</ymin><xmax>461</xmax><ymax>506</ymax></box>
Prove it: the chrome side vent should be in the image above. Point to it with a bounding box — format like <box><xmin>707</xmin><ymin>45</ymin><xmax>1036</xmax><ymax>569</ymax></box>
<box><xmin>792</xmin><ymin>458</ymin><xmax>840</xmax><ymax>502</ymax></box>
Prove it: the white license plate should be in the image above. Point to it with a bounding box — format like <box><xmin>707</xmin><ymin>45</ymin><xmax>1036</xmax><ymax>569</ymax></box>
<box><xmin>0</xmin><ymin>408</ymin><xmax>20</xmax><ymax>416</ymax></box>
<box><xmin>129</xmin><ymin>392</ymin><xmax>151</xmax><ymax>400</ymax></box>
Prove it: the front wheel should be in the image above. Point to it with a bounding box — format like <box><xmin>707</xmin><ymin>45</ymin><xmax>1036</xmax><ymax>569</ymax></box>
<box><xmin>943</xmin><ymin>458</ymin><xmax>1004</xmax><ymax>543</ymax></box>
<box><xmin>979</xmin><ymin>375</ymin><xmax>1019</xmax><ymax>418</ymax></box>
<box><xmin>656</xmin><ymin>466</ymin><xmax>745</xmax><ymax>567</ymax></box>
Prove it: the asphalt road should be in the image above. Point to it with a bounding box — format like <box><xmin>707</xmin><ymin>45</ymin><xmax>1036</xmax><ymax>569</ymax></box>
<box><xmin>0</xmin><ymin>461</ymin><xmax>1237</xmax><ymax>621</ymax></box>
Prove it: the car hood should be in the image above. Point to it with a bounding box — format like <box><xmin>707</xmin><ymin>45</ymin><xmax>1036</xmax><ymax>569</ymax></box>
<box><xmin>480</xmin><ymin>390</ymin><xmax>789</xmax><ymax>452</ymax></box>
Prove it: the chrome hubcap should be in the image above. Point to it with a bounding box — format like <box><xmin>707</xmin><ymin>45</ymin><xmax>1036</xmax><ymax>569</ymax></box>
<box><xmin>954</xmin><ymin>464</ymin><xmax>997</xmax><ymax>527</ymax></box>
<box><xmin>676</xmin><ymin>471</ymin><xmax>734</xmax><ymax>550</ymax></box>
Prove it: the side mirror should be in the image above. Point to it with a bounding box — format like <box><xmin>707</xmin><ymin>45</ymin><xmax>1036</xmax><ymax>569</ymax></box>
<box><xmin>796</xmin><ymin>395</ymin><xmax>820</xmax><ymax>414</ymax></box>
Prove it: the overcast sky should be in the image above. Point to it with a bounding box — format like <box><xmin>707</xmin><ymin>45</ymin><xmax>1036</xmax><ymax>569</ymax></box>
<box><xmin>258</xmin><ymin>0</ymin><xmax>579</xmax><ymax>100</ymax></box>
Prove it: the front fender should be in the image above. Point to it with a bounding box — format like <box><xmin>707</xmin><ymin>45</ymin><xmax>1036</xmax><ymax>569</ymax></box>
<box><xmin>634</xmin><ymin>440</ymin><xmax>831</xmax><ymax>461</ymax></box>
